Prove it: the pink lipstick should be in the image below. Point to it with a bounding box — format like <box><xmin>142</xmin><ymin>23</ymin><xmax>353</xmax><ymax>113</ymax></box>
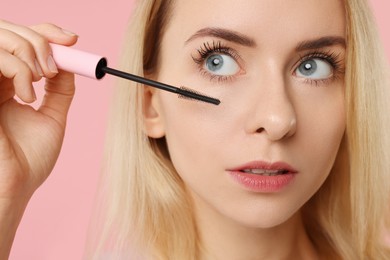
<box><xmin>227</xmin><ymin>161</ymin><xmax>298</xmax><ymax>192</ymax></box>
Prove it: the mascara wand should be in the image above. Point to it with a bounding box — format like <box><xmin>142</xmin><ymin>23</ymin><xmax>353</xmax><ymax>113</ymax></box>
<box><xmin>50</xmin><ymin>44</ymin><xmax>220</xmax><ymax>105</ymax></box>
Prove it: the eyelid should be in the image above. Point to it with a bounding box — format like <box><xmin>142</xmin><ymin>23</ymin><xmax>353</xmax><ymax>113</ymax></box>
<box><xmin>291</xmin><ymin>49</ymin><xmax>345</xmax><ymax>85</ymax></box>
<box><xmin>292</xmin><ymin>50</ymin><xmax>343</xmax><ymax>72</ymax></box>
<box><xmin>192</xmin><ymin>40</ymin><xmax>245</xmax><ymax>82</ymax></box>
<box><xmin>192</xmin><ymin>41</ymin><xmax>244</xmax><ymax>67</ymax></box>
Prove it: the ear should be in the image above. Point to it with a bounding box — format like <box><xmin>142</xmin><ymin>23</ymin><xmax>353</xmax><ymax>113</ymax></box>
<box><xmin>143</xmin><ymin>86</ymin><xmax>166</xmax><ymax>138</ymax></box>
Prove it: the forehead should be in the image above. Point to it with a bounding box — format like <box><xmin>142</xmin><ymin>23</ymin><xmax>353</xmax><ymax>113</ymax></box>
<box><xmin>166</xmin><ymin>0</ymin><xmax>345</xmax><ymax>46</ymax></box>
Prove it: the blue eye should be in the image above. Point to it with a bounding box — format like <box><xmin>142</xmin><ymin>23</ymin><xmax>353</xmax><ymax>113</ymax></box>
<box><xmin>296</xmin><ymin>58</ymin><xmax>333</xmax><ymax>80</ymax></box>
<box><xmin>205</xmin><ymin>54</ymin><xmax>240</xmax><ymax>76</ymax></box>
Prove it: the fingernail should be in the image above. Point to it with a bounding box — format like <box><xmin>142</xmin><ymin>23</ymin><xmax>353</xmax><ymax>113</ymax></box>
<box><xmin>62</xmin><ymin>28</ymin><xmax>78</xmax><ymax>37</ymax></box>
<box><xmin>32</xmin><ymin>89</ymin><xmax>37</xmax><ymax>101</ymax></box>
<box><xmin>34</xmin><ymin>59</ymin><xmax>44</xmax><ymax>76</ymax></box>
<box><xmin>47</xmin><ymin>55</ymin><xmax>58</xmax><ymax>73</ymax></box>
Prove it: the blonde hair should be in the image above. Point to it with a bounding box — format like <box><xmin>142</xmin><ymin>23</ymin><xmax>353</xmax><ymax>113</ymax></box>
<box><xmin>86</xmin><ymin>0</ymin><xmax>199</xmax><ymax>259</ymax></box>
<box><xmin>302</xmin><ymin>0</ymin><xmax>390</xmax><ymax>258</ymax></box>
<box><xmin>86</xmin><ymin>0</ymin><xmax>390</xmax><ymax>259</ymax></box>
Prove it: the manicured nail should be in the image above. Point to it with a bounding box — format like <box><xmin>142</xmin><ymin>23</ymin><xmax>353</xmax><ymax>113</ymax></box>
<box><xmin>34</xmin><ymin>59</ymin><xmax>44</xmax><ymax>76</ymax></box>
<box><xmin>47</xmin><ymin>55</ymin><xmax>58</xmax><ymax>73</ymax></box>
<box><xmin>62</xmin><ymin>28</ymin><xmax>78</xmax><ymax>37</ymax></box>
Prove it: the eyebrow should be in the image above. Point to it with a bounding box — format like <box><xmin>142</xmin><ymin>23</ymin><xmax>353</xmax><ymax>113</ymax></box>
<box><xmin>185</xmin><ymin>27</ymin><xmax>256</xmax><ymax>47</ymax></box>
<box><xmin>185</xmin><ymin>27</ymin><xmax>345</xmax><ymax>51</ymax></box>
<box><xmin>296</xmin><ymin>36</ymin><xmax>346</xmax><ymax>51</ymax></box>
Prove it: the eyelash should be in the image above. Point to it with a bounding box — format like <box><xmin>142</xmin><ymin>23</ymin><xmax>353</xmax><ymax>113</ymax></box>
<box><xmin>192</xmin><ymin>41</ymin><xmax>241</xmax><ymax>83</ymax></box>
<box><xmin>192</xmin><ymin>41</ymin><xmax>345</xmax><ymax>85</ymax></box>
<box><xmin>295</xmin><ymin>50</ymin><xmax>345</xmax><ymax>86</ymax></box>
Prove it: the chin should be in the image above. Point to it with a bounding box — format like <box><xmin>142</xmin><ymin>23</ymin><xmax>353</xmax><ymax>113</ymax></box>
<box><xmin>226</xmin><ymin>206</ymin><xmax>302</xmax><ymax>230</ymax></box>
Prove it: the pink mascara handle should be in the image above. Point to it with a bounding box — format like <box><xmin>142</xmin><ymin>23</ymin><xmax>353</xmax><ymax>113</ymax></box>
<box><xmin>50</xmin><ymin>43</ymin><xmax>107</xmax><ymax>79</ymax></box>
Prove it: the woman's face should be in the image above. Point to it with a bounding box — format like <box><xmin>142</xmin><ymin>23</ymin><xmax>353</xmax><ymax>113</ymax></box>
<box><xmin>145</xmin><ymin>0</ymin><xmax>346</xmax><ymax>228</ymax></box>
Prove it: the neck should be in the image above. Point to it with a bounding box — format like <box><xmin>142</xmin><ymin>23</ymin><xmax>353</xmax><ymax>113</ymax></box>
<box><xmin>192</xmin><ymin>195</ymin><xmax>319</xmax><ymax>260</ymax></box>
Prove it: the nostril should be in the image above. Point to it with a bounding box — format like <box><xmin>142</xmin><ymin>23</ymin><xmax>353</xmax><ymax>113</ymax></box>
<box><xmin>256</xmin><ymin>127</ymin><xmax>265</xmax><ymax>134</ymax></box>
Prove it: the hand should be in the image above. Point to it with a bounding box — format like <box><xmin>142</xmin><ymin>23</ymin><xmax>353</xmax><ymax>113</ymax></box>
<box><xmin>0</xmin><ymin>20</ymin><xmax>78</xmax><ymax>259</ymax></box>
<box><xmin>0</xmin><ymin>20</ymin><xmax>78</xmax><ymax>201</ymax></box>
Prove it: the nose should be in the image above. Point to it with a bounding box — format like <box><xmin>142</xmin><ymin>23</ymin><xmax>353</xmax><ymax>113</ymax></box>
<box><xmin>247</xmin><ymin>78</ymin><xmax>297</xmax><ymax>141</ymax></box>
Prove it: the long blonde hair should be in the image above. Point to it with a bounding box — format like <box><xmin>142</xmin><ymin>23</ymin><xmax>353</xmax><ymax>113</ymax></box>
<box><xmin>86</xmin><ymin>0</ymin><xmax>390</xmax><ymax>259</ymax></box>
<box><xmin>87</xmin><ymin>0</ymin><xmax>199</xmax><ymax>259</ymax></box>
<box><xmin>302</xmin><ymin>0</ymin><xmax>390</xmax><ymax>258</ymax></box>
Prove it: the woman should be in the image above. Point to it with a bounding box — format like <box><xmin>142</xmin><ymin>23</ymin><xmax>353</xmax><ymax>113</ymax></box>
<box><xmin>1</xmin><ymin>0</ymin><xmax>389</xmax><ymax>259</ymax></box>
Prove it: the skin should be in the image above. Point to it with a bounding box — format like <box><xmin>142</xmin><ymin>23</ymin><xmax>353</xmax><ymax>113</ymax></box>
<box><xmin>0</xmin><ymin>0</ymin><xmax>347</xmax><ymax>258</ymax></box>
<box><xmin>144</xmin><ymin>0</ymin><xmax>346</xmax><ymax>259</ymax></box>
<box><xmin>0</xmin><ymin>20</ymin><xmax>77</xmax><ymax>259</ymax></box>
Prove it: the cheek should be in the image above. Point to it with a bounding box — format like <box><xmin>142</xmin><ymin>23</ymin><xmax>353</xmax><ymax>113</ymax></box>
<box><xmin>157</xmin><ymin>89</ymin><xmax>243</xmax><ymax>190</ymax></box>
<box><xmin>293</xmin><ymin>85</ymin><xmax>346</xmax><ymax>188</ymax></box>
<box><xmin>160</xmin><ymin>92</ymin><xmax>227</xmax><ymax>162</ymax></box>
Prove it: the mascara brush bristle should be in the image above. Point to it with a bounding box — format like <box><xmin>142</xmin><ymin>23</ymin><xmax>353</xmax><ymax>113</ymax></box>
<box><xmin>178</xmin><ymin>86</ymin><xmax>220</xmax><ymax>105</ymax></box>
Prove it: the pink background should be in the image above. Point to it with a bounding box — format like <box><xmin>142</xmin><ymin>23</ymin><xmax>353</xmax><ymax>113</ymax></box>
<box><xmin>2</xmin><ymin>0</ymin><xmax>389</xmax><ymax>259</ymax></box>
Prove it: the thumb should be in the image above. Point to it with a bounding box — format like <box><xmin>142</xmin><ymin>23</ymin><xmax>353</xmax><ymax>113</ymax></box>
<box><xmin>38</xmin><ymin>70</ymin><xmax>75</xmax><ymax>126</ymax></box>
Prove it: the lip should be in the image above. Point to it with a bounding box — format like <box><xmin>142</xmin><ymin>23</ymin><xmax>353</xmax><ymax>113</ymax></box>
<box><xmin>227</xmin><ymin>161</ymin><xmax>298</xmax><ymax>193</ymax></box>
